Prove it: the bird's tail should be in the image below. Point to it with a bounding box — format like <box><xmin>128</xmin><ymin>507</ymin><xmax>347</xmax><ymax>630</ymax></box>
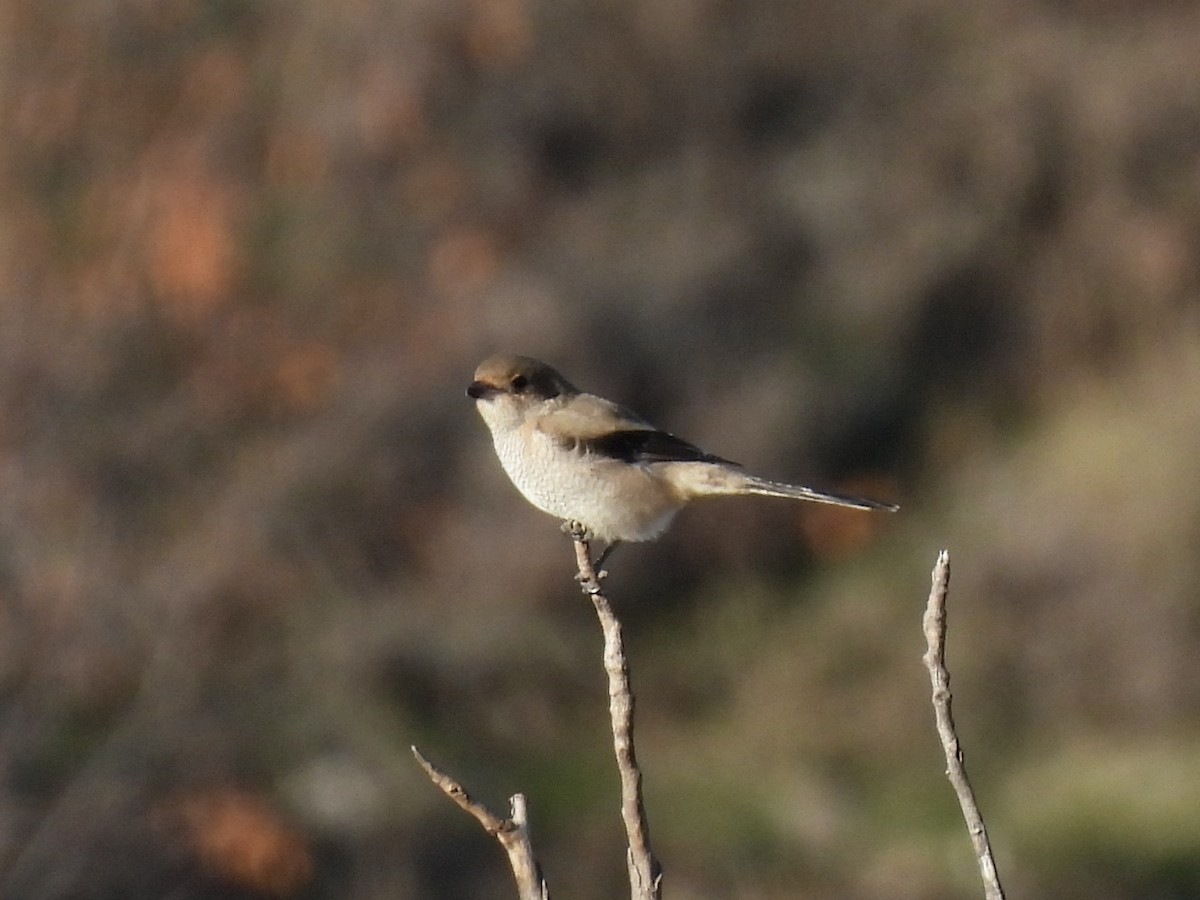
<box><xmin>733</xmin><ymin>473</ymin><xmax>898</xmax><ymax>511</ymax></box>
<box><xmin>666</xmin><ymin>463</ymin><xmax>898</xmax><ymax>511</ymax></box>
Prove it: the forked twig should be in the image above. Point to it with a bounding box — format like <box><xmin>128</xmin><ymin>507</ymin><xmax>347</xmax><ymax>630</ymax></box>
<box><xmin>412</xmin><ymin>745</ymin><xmax>550</xmax><ymax>900</ymax></box>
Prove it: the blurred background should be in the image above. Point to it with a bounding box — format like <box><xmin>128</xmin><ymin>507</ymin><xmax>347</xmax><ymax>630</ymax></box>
<box><xmin>2</xmin><ymin>0</ymin><xmax>1199</xmax><ymax>897</ymax></box>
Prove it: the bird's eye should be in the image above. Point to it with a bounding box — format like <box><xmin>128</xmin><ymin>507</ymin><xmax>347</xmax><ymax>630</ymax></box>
<box><xmin>510</xmin><ymin>374</ymin><xmax>529</xmax><ymax>391</ymax></box>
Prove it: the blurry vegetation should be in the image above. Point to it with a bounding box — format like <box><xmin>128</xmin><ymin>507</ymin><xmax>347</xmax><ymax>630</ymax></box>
<box><xmin>1</xmin><ymin>0</ymin><xmax>1199</xmax><ymax>897</ymax></box>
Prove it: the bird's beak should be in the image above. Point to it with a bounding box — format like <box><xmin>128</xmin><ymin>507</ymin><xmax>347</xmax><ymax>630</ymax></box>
<box><xmin>466</xmin><ymin>381</ymin><xmax>494</xmax><ymax>399</ymax></box>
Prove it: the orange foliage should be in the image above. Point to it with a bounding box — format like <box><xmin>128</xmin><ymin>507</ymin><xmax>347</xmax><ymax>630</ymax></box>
<box><xmin>143</xmin><ymin>171</ymin><xmax>244</xmax><ymax>327</ymax></box>
<box><xmin>162</xmin><ymin>788</ymin><xmax>313</xmax><ymax>897</ymax></box>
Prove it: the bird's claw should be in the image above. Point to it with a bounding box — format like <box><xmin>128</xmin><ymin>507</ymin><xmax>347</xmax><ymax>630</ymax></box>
<box><xmin>576</xmin><ymin>575</ymin><xmax>604</xmax><ymax>595</ymax></box>
<box><xmin>561</xmin><ymin>520</ymin><xmax>591</xmax><ymax>541</ymax></box>
<box><xmin>562</xmin><ymin>521</ymin><xmax>610</xmax><ymax>592</ymax></box>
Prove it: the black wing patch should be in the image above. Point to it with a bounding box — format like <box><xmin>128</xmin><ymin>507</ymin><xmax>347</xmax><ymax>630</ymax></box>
<box><xmin>577</xmin><ymin>429</ymin><xmax>738</xmax><ymax>466</ymax></box>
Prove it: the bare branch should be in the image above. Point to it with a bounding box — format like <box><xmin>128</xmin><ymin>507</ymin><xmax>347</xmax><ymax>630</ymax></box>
<box><xmin>412</xmin><ymin>745</ymin><xmax>550</xmax><ymax>900</ymax></box>
<box><xmin>569</xmin><ymin>527</ymin><xmax>663</xmax><ymax>900</ymax></box>
<box><xmin>922</xmin><ymin>550</ymin><xmax>1006</xmax><ymax>900</ymax></box>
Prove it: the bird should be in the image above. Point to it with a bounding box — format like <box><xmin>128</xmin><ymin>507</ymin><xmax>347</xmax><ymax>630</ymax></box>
<box><xmin>467</xmin><ymin>354</ymin><xmax>897</xmax><ymax>564</ymax></box>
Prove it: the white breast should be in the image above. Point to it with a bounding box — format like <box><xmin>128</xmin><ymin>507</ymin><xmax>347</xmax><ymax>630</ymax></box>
<box><xmin>487</xmin><ymin>426</ymin><xmax>682</xmax><ymax>542</ymax></box>
<box><xmin>491</xmin><ymin>426</ymin><xmax>579</xmax><ymax>519</ymax></box>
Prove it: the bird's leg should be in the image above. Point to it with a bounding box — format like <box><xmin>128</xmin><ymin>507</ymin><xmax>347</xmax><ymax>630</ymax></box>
<box><xmin>562</xmin><ymin>521</ymin><xmax>613</xmax><ymax>583</ymax></box>
<box><xmin>593</xmin><ymin>540</ymin><xmax>621</xmax><ymax>575</ymax></box>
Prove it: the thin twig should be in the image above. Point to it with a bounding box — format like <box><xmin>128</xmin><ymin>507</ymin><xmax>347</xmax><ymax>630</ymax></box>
<box><xmin>569</xmin><ymin>526</ymin><xmax>663</xmax><ymax>900</ymax></box>
<box><xmin>412</xmin><ymin>745</ymin><xmax>550</xmax><ymax>900</ymax></box>
<box><xmin>922</xmin><ymin>550</ymin><xmax>1006</xmax><ymax>900</ymax></box>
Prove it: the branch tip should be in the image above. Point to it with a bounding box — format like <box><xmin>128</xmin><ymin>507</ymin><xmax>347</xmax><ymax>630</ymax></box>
<box><xmin>921</xmin><ymin>549</ymin><xmax>1006</xmax><ymax>900</ymax></box>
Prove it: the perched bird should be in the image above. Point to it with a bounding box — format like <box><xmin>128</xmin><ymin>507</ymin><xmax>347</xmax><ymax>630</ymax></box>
<box><xmin>467</xmin><ymin>354</ymin><xmax>896</xmax><ymax>560</ymax></box>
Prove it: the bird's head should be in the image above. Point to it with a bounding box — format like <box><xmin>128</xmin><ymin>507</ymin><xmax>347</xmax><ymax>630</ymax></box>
<box><xmin>467</xmin><ymin>355</ymin><xmax>577</xmax><ymax>431</ymax></box>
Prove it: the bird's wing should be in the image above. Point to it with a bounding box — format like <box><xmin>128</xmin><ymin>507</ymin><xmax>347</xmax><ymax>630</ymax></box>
<box><xmin>583</xmin><ymin>429</ymin><xmax>736</xmax><ymax>465</ymax></box>
<box><xmin>536</xmin><ymin>393</ymin><xmax>737</xmax><ymax>465</ymax></box>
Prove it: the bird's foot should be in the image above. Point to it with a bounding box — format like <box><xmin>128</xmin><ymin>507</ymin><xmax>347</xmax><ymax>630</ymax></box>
<box><xmin>576</xmin><ymin>577</ymin><xmax>604</xmax><ymax>596</ymax></box>
<box><xmin>592</xmin><ymin>540</ymin><xmax>620</xmax><ymax>573</ymax></box>
<box><xmin>574</xmin><ymin>566</ymin><xmax>608</xmax><ymax>586</ymax></box>
<box><xmin>561</xmin><ymin>520</ymin><xmax>591</xmax><ymax>542</ymax></box>
<box><xmin>563</xmin><ymin>521</ymin><xmax>611</xmax><ymax>592</ymax></box>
